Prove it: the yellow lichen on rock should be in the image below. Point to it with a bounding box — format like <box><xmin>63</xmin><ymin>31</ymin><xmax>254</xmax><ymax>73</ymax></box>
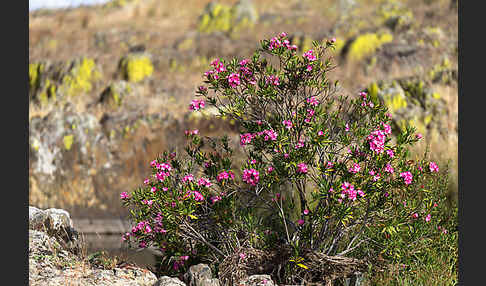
<box><xmin>347</xmin><ymin>33</ymin><xmax>393</xmax><ymax>62</ymax></box>
<box><xmin>119</xmin><ymin>54</ymin><xmax>154</xmax><ymax>83</ymax></box>
<box><xmin>197</xmin><ymin>1</ymin><xmax>257</xmax><ymax>34</ymax></box>
<box><xmin>61</xmin><ymin>58</ymin><xmax>101</xmax><ymax>96</ymax></box>
<box><xmin>63</xmin><ymin>135</ymin><xmax>74</xmax><ymax>150</ymax></box>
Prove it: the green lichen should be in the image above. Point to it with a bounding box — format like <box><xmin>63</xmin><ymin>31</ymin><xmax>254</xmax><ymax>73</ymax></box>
<box><xmin>347</xmin><ymin>33</ymin><xmax>393</xmax><ymax>62</ymax></box>
<box><xmin>120</xmin><ymin>55</ymin><xmax>154</xmax><ymax>83</ymax></box>
<box><xmin>61</xmin><ymin>58</ymin><xmax>101</xmax><ymax>96</ymax></box>
<box><xmin>63</xmin><ymin>135</ymin><xmax>74</xmax><ymax>150</ymax></box>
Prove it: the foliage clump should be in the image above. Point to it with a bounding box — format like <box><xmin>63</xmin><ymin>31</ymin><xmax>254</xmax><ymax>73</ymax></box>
<box><xmin>121</xmin><ymin>33</ymin><xmax>457</xmax><ymax>285</ymax></box>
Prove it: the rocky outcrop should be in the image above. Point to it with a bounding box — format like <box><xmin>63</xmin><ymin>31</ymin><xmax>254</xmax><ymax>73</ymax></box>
<box><xmin>29</xmin><ymin>206</ymin><xmax>158</xmax><ymax>286</ymax></box>
<box><xmin>184</xmin><ymin>264</ymin><xmax>220</xmax><ymax>286</ymax></box>
<box><xmin>238</xmin><ymin>275</ymin><xmax>275</xmax><ymax>286</ymax></box>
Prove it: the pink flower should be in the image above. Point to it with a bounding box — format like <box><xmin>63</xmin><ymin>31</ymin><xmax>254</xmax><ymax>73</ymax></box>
<box><xmin>367</xmin><ymin>129</ymin><xmax>386</xmax><ymax>153</ymax></box>
<box><xmin>318</xmin><ymin>130</ymin><xmax>325</xmax><ymax>136</ymax></box>
<box><xmin>386</xmin><ymin>149</ymin><xmax>395</xmax><ymax>158</ymax></box>
<box><xmin>267</xmin><ymin>166</ymin><xmax>274</xmax><ymax>173</ymax></box>
<box><xmin>297</xmin><ymin>219</ymin><xmax>305</xmax><ymax>225</ymax></box>
<box><xmin>143</xmin><ymin>178</ymin><xmax>150</xmax><ymax>185</ymax></box>
<box><xmin>416</xmin><ymin>133</ymin><xmax>423</xmax><ymax>140</ymax></box>
<box><xmin>306</xmin><ymin>96</ymin><xmax>319</xmax><ymax>106</ymax></box>
<box><xmin>217</xmin><ymin>171</ymin><xmax>234</xmax><ymax>182</ymax></box>
<box><xmin>242</xmin><ymin>168</ymin><xmax>260</xmax><ymax>186</ymax></box>
<box><xmin>303</xmin><ymin>49</ymin><xmax>317</xmax><ymax>61</ymax></box>
<box><xmin>400</xmin><ymin>171</ymin><xmax>413</xmax><ymax>185</ymax></box>
<box><xmin>348</xmin><ymin>163</ymin><xmax>361</xmax><ymax>174</ymax></box>
<box><xmin>185</xmin><ymin>129</ymin><xmax>199</xmax><ymax>136</ymax></box>
<box><xmin>266</xmin><ymin>75</ymin><xmax>280</xmax><ymax>86</ymax></box>
<box><xmin>182</xmin><ymin>174</ymin><xmax>194</xmax><ymax>183</ymax></box>
<box><xmin>303</xmin><ymin>209</ymin><xmax>309</xmax><ymax>215</ymax></box>
<box><xmin>429</xmin><ymin>162</ymin><xmax>439</xmax><ymax>172</ymax></box>
<box><xmin>197</xmin><ymin>177</ymin><xmax>212</xmax><ymax>187</ymax></box>
<box><xmin>412</xmin><ymin>213</ymin><xmax>419</xmax><ymax>219</ymax></box>
<box><xmin>385</xmin><ymin>163</ymin><xmax>394</xmax><ymax>174</ymax></box>
<box><xmin>306</xmin><ymin>65</ymin><xmax>313</xmax><ymax>72</ymax></box>
<box><xmin>382</xmin><ymin>123</ymin><xmax>392</xmax><ymax>135</ymax></box>
<box><xmin>239</xmin><ymin>253</ymin><xmax>246</xmax><ymax>260</ymax></box>
<box><xmin>189</xmin><ymin>99</ymin><xmax>205</xmax><ymax>111</ymax></box>
<box><xmin>297</xmin><ymin>163</ymin><xmax>308</xmax><ymax>174</ymax></box>
<box><xmin>151</xmin><ymin>186</ymin><xmax>157</xmax><ymax>193</ymax></box>
<box><xmin>282</xmin><ymin>120</ymin><xmax>293</xmax><ymax>129</ymax></box>
<box><xmin>240</xmin><ymin>133</ymin><xmax>255</xmax><ymax>146</ymax></box>
<box><xmin>345</xmin><ymin>123</ymin><xmax>350</xmax><ymax>132</ymax></box>
<box><xmin>239</xmin><ymin>58</ymin><xmax>250</xmax><ymax>66</ymax></box>
<box><xmin>192</xmin><ymin>191</ymin><xmax>204</xmax><ymax>201</ymax></box>
<box><xmin>227</xmin><ymin>73</ymin><xmax>241</xmax><ymax>88</ymax></box>
<box><xmin>120</xmin><ymin>192</ymin><xmax>130</xmax><ymax>199</ymax></box>
<box><xmin>425</xmin><ymin>214</ymin><xmax>431</xmax><ymax>222</ymax></box>
<box><xmin>210</xmin><ymin>196</ymin><xmax>221</xmax><ymax>204</ymax></box>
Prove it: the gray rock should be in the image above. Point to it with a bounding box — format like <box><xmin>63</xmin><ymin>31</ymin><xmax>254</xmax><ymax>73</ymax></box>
<box><xmin>185</xmin><ymin>264</ymin><xmax>220</xmax><ymax>286</ymax></box>
<box><xmin>29</xmin><ymin>206</ymin><xmax>80</xmax><ymax>252</ymax></box>
<box><xmin>233</xmin><ymin>0</ymin><xmax>259</xmax><ymax>23</ymax></box>
<box><xmin>238</xmin><ymin>275</ymin><xmax>275</xmax><ymax>286</ymax></box>
<box><xmin>153</xmin><ymin>276</ymin><xmax>187</xmax><ymax>286</ymax></box>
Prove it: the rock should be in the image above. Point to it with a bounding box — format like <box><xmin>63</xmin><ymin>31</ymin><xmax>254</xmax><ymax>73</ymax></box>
<box><xmin>29</xmin><ymin>206</ymin><xmax>80</xmax><ymax>252</ymax></box>
<box><xmin>197</xmin><ymin>0</ymin><xmax>257</xmax><ymax>34</ymax></box>
<box><xmin>238</xmin><ymin>275</ymin><xmax>275</xmax><ymax>286</ymax></box>
<box><xmin>118</xmin><ymin>52</ymin><xmax>154</xmax><ymax>83</ymax></box>
<box><xmin>99</xmin><ymin>80</ymin><xmax>136</xmax><ymax>109</ymax></box>
<box><xmin>153</xmin><ymin>276</ymin><xmax>187</xmax><ymax>286</ymax></box>
<box><xmin>184</xmin><ymin>264</ymin><xmax>220</xmax><ymax>286</ymax></box>
<box><xmin>365</xmin><ymin>77</ymin><xmax>449</xmax><ymax>138</ymax></box>
<box><xmin>233</xmin><ymin>0</ymin><xmax>258</xmax><ymax>23</ymax></box>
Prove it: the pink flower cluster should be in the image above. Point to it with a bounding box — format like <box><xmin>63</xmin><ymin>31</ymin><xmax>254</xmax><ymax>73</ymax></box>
<box><xmin>429</xmin><ymin>162</ymin><xmax>439</xmax><ymax>172</ymax></box>
<box><xmin>189</xmin><ymin>99</ymin><xmax>205</xmax><ymax>111</ymax></box>
<box><xmin>266</xmin><ymin>75</ymin><xmax>280</xmax><ymax>86</ymax></box>
<box><xmin>359</xmin><ymin>91</ymin><xmax>375</xmax><ymax>108</ymax></box>
<box><xmin>197</xmin><ymin>177</ymin><xmax>212</xmax><ymax>187</ymax></box>
<box><xmin>240</xmin><ymin>129</ymin><xmax>278</xmax><ymax>146</ymax></box>
<box><xmin>227</xmin><ymin>72</ymin><xmax>241</xmax><ymax>88</ymax></box>
<box><xmin>282</xmin><ymin>120</ymin><xmax>293</xmax><ymax>129</ymax></box>
<box><xmin>242</xmin><ymin>168</ymin><xmax>260</xmax><ymax>186</ymax></box>
<box><xmin>217</xmin><ymin>170</ymin><xmax>235</xmax><ymax>182</ymax></box>
<box><xmin>268</xmin><ymin>32</ymin><xmax>297</xmax><ymax>51</ymax></box>
<box><xmin>385</xmin><ymin>163</ymin><xmax>394</xmax><ymax>174</ymax></box>
<box><xmin>120</xmin><ymin>192</ymin><xmax>130</xmax><ymax>199</ymax></box>
<box><xmin>367</xmin><ymin>128</ymin><xmax>387</xmax><ymax>154</ymax></box>
<box><xmin>240</xmin><ymin>133</ymin><xmax>255</xmax><ymax>146</ymax></box>
<box><xmin>340</xmin><ymin>182</ymin><xmax>365</xmax><ymax>202</ymax></box>
<box><xmin>306</xmin><ymin>96</ymin><xmax>320</xmax><ymax>106</ymax></box>
<box><xmin>348</xmin><ymin>163</ymin><xmax>361</xmax><ymax>174</ymax></box>
<box><xmin>297</xmin><ymin>162</ymin><xmax>308</xmax><ymax>174</ymax></box>
<box><xmin>400</xmin><ymin>171</ymin><xmax>413</xmax><ymax>185</ymax></box>
<box><xmin>303</xmin><ymin>49</ymin><xmax>317</xmax><ymax>61</ymax></box>
<box><xmin>185</xmin><ymin>129</ymin><xmax>199</xmax><ymax>136</ymax></box>
<box><xmin>182</xmin><ymin>174</ymin><xmax>194</xmax><ymax>183</ymax></box>
<box><xmin>204</xmin><ymin>58</ymin><xmax>226</xmax><ymax>79</ymax></box>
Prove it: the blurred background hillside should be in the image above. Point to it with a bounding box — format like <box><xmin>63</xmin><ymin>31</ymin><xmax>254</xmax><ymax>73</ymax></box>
<box><xmin>29</xmin><ymin>0</ymin><xmax>458</xmax><ymax>221</ymax></box>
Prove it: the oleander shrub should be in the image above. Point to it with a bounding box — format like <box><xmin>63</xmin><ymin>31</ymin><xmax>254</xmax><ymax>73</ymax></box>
<box><xmin>121</xmin><ymin>33</ymin><xmax>457</xmax><ymax>284</ymax></box>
